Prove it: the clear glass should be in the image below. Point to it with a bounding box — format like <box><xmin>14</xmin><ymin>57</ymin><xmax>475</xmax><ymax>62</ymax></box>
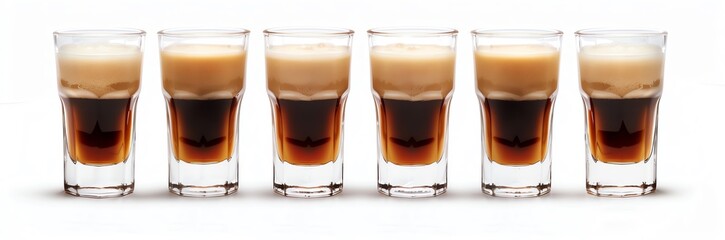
<box><xmin>158</xmin><ymin>28</ymin><xmax>249</xmax><ymax>197</ymax></box>
<box><xmin>472</xmin><ymin>29</ymin><xmax>562</xmax><ymax>197</ymax></box>
<box><xmin>55</xmin><ymin>28</ymin><xmax>146</xmax><ymax>198</ymax></box>
<box><xmin>264</xmin><ymin>27</ymin><xmax>353</xmax><ymax>198</ymax></box>
<box><xmin>576</xmin><ymin>28</ymin><xmax>667</xmax><ymax>197</ymax></box>
<box><xmin>368</xmin><ymin>27</ymin><xmax>457</xmax><ymax>198</ymax></box>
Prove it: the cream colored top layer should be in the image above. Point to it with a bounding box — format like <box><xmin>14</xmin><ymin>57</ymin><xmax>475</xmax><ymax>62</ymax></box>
<box><xmin>161</xmin><ymin>44</ymin><xmax>246</xmax><ymax>99</ymax></box>
<box><xmin>266</xmin><ymin>44</ymin><xmax>350</xmax><ymax>100</ymax></box>
<box><xmin>475</xmin><ymin>44</ymin><xmax>559</xmax><ymax>100</ymax></box>
<box><xmin>57</xmin><ymin>44</ymin><xmax>142</xmax><ymax>99</ymax></box>
<box><xmin>370</xmin><ymin>44</ymin><xmax>455</xmax><ymax>101</ymax></box>
<box><xmin>579</xmin><ymin>43</ymin><xmax>664</xmax><ymax>99</ymax></box>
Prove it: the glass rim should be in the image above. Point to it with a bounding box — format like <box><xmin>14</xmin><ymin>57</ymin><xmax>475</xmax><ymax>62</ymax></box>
<box><xmin>263</xmin><ymin>27</ymin><xmax>354</xmax><ymax>37</ymax></box>
<box><xmin>471</xmin><ymin>28</ymin><xmax>563</xmax><ymax>37</ymax></box>
<box><xmin>158</xmin><ymin>28</ymin><xmax>250</xmax><ymax>37</ymax></box>
<box><xmin>54</xmin><ymin>28</ymin><xmax>146</xmax><ymax>37</ymax></box>
<box><xmin>575</xmin><ymin>28</ymin><xmax>667</xmax><ymax>37</ymax></box>
<box><xmin>367</xmin><ymin>27</ymin><xmax>458</xmax><ymax>36</ymax></box>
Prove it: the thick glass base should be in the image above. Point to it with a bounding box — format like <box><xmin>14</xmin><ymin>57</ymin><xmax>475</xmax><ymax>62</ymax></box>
<box><xmin>482</xmin><ymin>183</ymin><xmax>550</xmax><ymax>198</ymax></box>
<box><xmin>169</xmin><ymin>157</ymin><xmax>238</xmax><ymax>197</ymax></box>
<box><xmin>377</xmin><ymin>183</ymin><xmax>446</xmax><ymax>198</ymax></box>
<box><xmin>64</xmin><ymin>153</ymin><xmax>134</xmax><ymax>198</ymax></box>
<box><xmin>65</xmin><ymin>183</ymin><xmax>133</xmax><ymax>198</ymax></box>
<box><xmin>377</xmin><ymin>155</ymin><xmax>447</xmax><ymax>198</ymax></box>
<box><xmin>586</xmin><ymin>183</ymin><xmax>656</xmax><ymax>197</ymax></box>
<box><xmin>482</xmin><ymin>160</ymin><xmax>551</xmax><ymax>198</ymax></box>
<box><xmin>273</xmin><ymin>183</ymin><xmax>342</xmax><ymax>198</ymax></box>
<box><xmin>586</xmin><ymin>152</ymin><xmax>656</xmax><ymax>198</ymax></box>
<box><xmin>273</xmin><ymin>158</ymin><xmax>343</xmax><ymax>198</ymax></box>
<box><xmin>169</xmin><ymin>182</ymin><xmax>238</xmax><ymax>197</ymax></box>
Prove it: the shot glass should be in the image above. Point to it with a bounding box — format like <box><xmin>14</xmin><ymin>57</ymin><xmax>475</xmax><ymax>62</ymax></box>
<box><xmin>369</xmin><ymin>27</ymin><xmax>457</xmax><ymax>198</ymax></box>
<box><xmin>264</xmin><ymin>27</ymin><xmax>353</xmax><ymax>198</ymax></box>
<box><xmin>576</xmin><ymin>29</ymin><xmax>666</xmax><ymax>197</ymax></box>
<box><xmin>159</xmin><ymin>28</ymin><xmax>249</xmax><ymax>197</ymax></box>
<box><xmin>55</xmin><ymin>28</ymin><xmax>145</xmax><ymax>198</ymax></box>
<box><xmin>473</xmin><ymin>29</ymin><xmax>562</xmax><ymax>197</ymax></box>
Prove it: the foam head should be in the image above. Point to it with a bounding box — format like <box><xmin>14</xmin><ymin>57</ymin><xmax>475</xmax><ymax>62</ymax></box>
<box><xmin>161</xmin><ymin>44</ymin><xmax>246</xmax><ymax>99</ymax></box>
<box><xmin>266</xmin><ymin>44</ymin><xmax>351</xmax><ymax>100</ymax></box>
<box><xmin>57</xmin><ymin>43</ymin><xmax>142</xmax><ymax>99</ymax></box>
<box><xmin>370</xmin><ymin>44</ymin><xmax>455</xmax><ymax>101</ymax></box>
<box><xmin>475</xmin><ymin>44</ymin><xmax>559</xmax><ymax>100</ymax></box>
<box><xmin>579</xmin><ymin>43</ymin><xmax>664</xmax><ymax>99</ymax></box>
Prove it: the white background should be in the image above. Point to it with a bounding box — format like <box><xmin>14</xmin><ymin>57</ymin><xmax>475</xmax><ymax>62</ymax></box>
<box><xmin>1</xmin><ymin>0</ymin><xmax>724</xmax><ymax>239</ymax></box>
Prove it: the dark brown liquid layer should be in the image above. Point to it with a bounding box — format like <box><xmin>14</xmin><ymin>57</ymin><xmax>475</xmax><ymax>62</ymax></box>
<box><xmin>483</xmin><ymin>98</ymin><xmax>552</xmax><ymax>166</ymax></box>
<box><xmin>378</xmin><ymin>98</ymin><xmax>447</xmax><ymax>166</ymax></box>
<box><xmin>274</xmin><ymin>98</ymin><xmax>343</xmax><ymax>166</ymax></box>
<box><xmin>168</xmin><ymin>98</ymin><xmax>239</xmax><ymax>163</ymax></box>
<box><xmin>62</xmin><ymin>97</ymin><xmax>134</xmax><ymax>166</ymax></box>
<box><xmin>587</xmin><ymin>97</ymin><xmax>659</xmax><ymax>163</ymax></box>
